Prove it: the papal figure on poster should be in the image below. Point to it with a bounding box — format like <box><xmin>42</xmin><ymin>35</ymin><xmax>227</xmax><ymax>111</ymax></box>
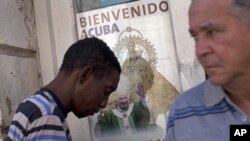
<box><xmin>93</xmin><ymin>27</ymin><xmax>179</xmax><ymax>139</ymax></box>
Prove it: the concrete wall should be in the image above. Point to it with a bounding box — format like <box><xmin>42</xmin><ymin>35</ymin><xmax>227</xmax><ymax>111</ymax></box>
<box><xmin>0</xmin><ymin>0</ymin><xmax>41</xmax><ymax>139</ymax></box>
<box><xmin>0</xmin><ymin>110</ymin><xmax>2</xmax><ymax>140</ymax></box>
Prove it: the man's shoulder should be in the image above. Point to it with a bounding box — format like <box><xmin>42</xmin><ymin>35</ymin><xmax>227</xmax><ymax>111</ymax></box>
<box><xmin>182</xmin><ymin>80</ymin><xmax>207</xmax><ymax>97</ymax></box>
<box><xmin>172</xmin><ymin>80</ymin><xmax>208</xmax><ymax>109</ymax></box>
<box><xmin>16</xmin><ymin>90</ymin><xmax>57</xmax><ymax>118</ymax></box>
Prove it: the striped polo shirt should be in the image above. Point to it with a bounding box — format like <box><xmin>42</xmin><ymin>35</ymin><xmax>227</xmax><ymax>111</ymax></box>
<box><xmin>166</xmin><ymin>80</ymin><xmax>250</xmax><ymax>141</ymax></box>
<box><xmin>8</xmin><ymin>88</ymin><xmax>71</xmax><ymax>141</ymax></box>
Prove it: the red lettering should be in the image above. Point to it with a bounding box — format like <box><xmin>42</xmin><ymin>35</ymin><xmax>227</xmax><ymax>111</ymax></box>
<box><xmin>80</xmin><ymin>17</ymin><xmax>86</xmax><ymax>27</ymax></box>
<box><xmin>95</xmin><ymin>26</ymin><xmax>103</xmax><ymax>36</ymax></box>
<box><xmin>131</xmin><ymin>6</ymin><xmax>141</xmax><ymax>17</ymax></box>
<box><xmin>142</xmin><ymin>5</ymin><xmax>146</xmax><ymax>15</ymax></box>
<box><xmin>80</xmin><ymin>29</ymin><xmax>88</xmax><ymax>39</ymax></box>
<box><xmin>93</xmin><ymin>14</ymin><xmax>100</xmax><ymax>25</ymax></box>
<box><xmin>103</xmin><ymin>25</ymin><xmax>110</xmax><ymax>35</ymax></box>
<box><xmin>159</xmin><ymin>1</ymin><xmax>168</xmax><ymax>12</ymax></box>
<box><xmin>111</xmin><ymin>9</ymin><xmax>120</xmax><ymax>20</ymax></box>
<box><xmin>111</xmin><ymin>23</ymin><xmax>120</xmax><ymax>33</ymax></box>
<box><xmin>88</xmin><ymin>28</ymin><xmax>94</xmax><ymax>37</ymax></box>
<box><xmin>148</xmin><ymin>3</ymin><xmax>157</xmax><ymax>14</ymax></box>
<box><xmin>88</xmin><ymin>16</ymin><xmax>92</xmax><ymax>26</ymax></box>
<box><xmin>122</xmin><ymin>8</ymin><xmax>129</xmax><ymax>19</ymax></box>
<box><xmin>101</xmin><ymin>12</ymin><xmax>110</xmax><ymax>23</ymax></box>
<box><xmin>78</xmin><ymin>1</ymin><xmax>169</xmax><ymax>28</ymax></box>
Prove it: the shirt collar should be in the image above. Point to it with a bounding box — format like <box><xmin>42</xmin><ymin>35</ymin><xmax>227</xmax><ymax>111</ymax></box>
<box><xmin>204</xmin><ymin>80</ymin><xmax>227</xmax><ymax>107</ymax></box>
<box><xmin>41</xmin><ymin>88</ymin><xmax>68</xmax><ymax>117</ymax></box>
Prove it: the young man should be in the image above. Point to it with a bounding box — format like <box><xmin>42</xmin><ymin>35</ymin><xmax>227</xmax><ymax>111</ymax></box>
<box><xmin>7</xmin><ymin>37</ymin><xmax>121</xmax><ymax>140</ymax></box>
<box><xmin>166</xmin><ymin>0</ymin><xmax>250</xmax><ymax>141</ymax></box>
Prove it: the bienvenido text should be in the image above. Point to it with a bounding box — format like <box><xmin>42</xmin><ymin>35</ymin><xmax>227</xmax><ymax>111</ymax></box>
<box><xmin>77</xmin><ymin>0</ymin><xmax>169</xmax><ymax>38</ymax></box>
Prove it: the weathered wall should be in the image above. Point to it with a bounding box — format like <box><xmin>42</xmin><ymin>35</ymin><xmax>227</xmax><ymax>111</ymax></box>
<box><xmin>0</xmin><ymin>110</ymin><xmax>2</xmax><ymax>140</ymax></box>
<box><xmin>0</xmin><ymin>0</ymin><xmax>41</xmax><ymax>139</ymax></box>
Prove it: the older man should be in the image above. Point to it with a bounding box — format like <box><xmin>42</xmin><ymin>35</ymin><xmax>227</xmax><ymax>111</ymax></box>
<box><xmin>166</xmin><ymin>0</ymin><xmax>250</xmax><ymax>141</ymax></box>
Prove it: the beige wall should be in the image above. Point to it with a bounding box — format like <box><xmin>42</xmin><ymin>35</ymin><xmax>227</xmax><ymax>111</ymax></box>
<box><xmin>0</xmin><ymin>0</ymin><xmax>41</xmax><ymax>139</ymax></box>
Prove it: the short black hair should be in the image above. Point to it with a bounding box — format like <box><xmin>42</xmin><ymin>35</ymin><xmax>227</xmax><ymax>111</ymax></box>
<box><xmin>60</xmin><ymin>37</ymin><xmax>121</xmax><ymax>77</ymax></box>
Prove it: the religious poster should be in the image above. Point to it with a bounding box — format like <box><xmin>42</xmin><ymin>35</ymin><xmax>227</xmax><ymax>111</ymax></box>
<box><xmin>76</xmin><ymin>0</ymin><xmax>181</xmax><ymax>140</ymax></box>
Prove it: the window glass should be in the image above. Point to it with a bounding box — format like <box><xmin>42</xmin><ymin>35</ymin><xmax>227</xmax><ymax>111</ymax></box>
<box><xmin>73</xmin><ymin>0</ymin><xmax>181</xmax><ymax>141</ymax></box>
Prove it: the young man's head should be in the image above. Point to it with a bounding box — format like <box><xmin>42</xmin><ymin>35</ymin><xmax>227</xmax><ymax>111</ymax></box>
<box><xmin>60</xmin><ymin>37</ymin><xmax>121</xmax><ymax>77</ymax></box>
<box><xmin>59</xmin><ymin>37</ymin><xmax>121</xmax><ymax>118</ymax></box>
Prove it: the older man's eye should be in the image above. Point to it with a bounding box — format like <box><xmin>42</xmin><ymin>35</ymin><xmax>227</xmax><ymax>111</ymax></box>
<box><xmin>206</xmin><ymin>26</ymin><xmax>221</xmax><ymax>37</ymax></box>
<box><xmin>189</xmin><ymin>31</ymin><xmax>198</xmax><ymax>41</ymax></box>
<box><xmin>207</xmin><ymin>29</ymin><xmax>216</xmax><ymax>36</ymax></box>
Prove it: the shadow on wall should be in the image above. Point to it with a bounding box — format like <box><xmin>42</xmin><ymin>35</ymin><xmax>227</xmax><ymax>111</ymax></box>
<box><xmin>0</xmin><ymin>110</ymin><xmax>2</xmax><ymax>140</ymax></box>
<box><xmin>0</xmin><ymin>110</ymin><xmax>7</xmax><ymax>141</ymax></box>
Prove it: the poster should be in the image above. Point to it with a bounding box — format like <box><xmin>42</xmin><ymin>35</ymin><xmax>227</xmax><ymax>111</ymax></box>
<box><xmin>76</xmin><ymin>0</ymin><xmax>180</xmax><ymax>140</ymax></box>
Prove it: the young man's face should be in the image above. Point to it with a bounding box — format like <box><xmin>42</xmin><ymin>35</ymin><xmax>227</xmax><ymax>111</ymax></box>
<box><xmin>72</xmin><ymin>68</ymin><xmax>120</xmax><ymax>118</ymax></box>
<box><xmin>189</xmin><ymin>0</ymin><xmax>250</xmax><ymax>87</ymax></box>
